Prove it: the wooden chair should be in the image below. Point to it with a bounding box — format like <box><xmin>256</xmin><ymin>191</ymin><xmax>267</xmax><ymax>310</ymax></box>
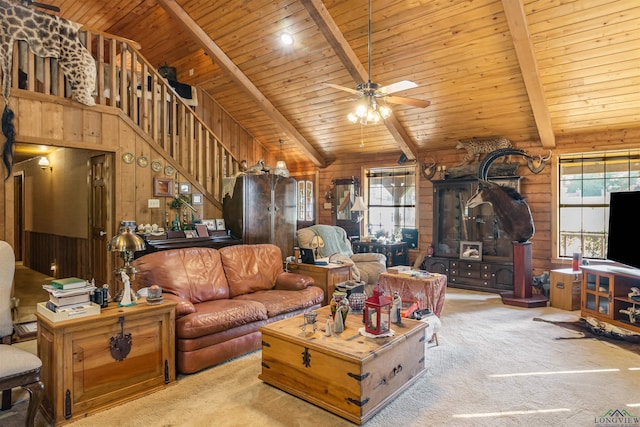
<box><xmin>0</xmin><ymin>241</ymin><xmax>44</xmax><ymax>427</ymax></box>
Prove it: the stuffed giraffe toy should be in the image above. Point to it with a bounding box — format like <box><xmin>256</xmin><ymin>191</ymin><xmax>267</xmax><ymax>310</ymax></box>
<box><xmin>0</xmin><ymin>0</ymin><xmax>96</xmax><ymax>179</ymax></box>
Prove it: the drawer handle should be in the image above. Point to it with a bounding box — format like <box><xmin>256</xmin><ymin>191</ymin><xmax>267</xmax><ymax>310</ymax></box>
<box><xmin>393</xmin><ymin>364</ymin><xmax>403</xmax><ymax>376</ymax></box>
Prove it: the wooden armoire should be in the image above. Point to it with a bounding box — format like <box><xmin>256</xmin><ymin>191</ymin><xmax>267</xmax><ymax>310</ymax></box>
<box><xmin>222</xmin><ymin>174</ymin><xmax>296</xmax><ymax>260</ymax></box>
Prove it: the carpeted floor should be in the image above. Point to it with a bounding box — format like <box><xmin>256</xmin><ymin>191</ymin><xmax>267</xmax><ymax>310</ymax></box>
<box><xmin>3</xmin><ymin>288</ymin><xmax>640</xmax><ymax>427</ymax></box>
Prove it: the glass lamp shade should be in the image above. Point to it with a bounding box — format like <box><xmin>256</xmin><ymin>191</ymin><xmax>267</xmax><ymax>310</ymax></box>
<box><xmin>275</xmin><ymin>160</ymin><xmax>287</xmax><ymax>170</ymax></box>
<box><xmin>351</xmin><ymin>196</ymin><xmax>367</xmax><ymax>212</ymax></box>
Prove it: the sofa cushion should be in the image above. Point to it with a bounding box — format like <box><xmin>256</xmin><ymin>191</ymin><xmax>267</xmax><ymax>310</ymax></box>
<box><xmin>233</xmin><ymin>286</ymin><xmax>324</xmax><ymax>317</ymax></box>
<box><xmin>134</xmin><ymin>247</ymin><xmax>230</xmax><ymax>303</ymax></box>
<box><xmin>274</xmin><ymin>272</ymin><xmax>315</xmax><ymax>291</ymax></box>
<box><xmin>219</xmin><ymin>244</ymin><xmax>284</xmax><ymax>297</ymax></box>
<box><xmin>176</xmin><ymin>299</ymin><xmax>268</xmax><ymax>339</ymax></box>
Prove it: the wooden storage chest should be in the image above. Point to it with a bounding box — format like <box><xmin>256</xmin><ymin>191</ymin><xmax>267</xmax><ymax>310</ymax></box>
<box><xmin>259</xmin><ymin>306</ymin><xmax>427</xmax><ymax>424</ymax></box>
<box><xmin>550</xmin><ymin>268</ymin><xmax>582</xmax><ymax>311</ymax></box>
<box><xmin>36</xmin><ymin>300</ymin><xmax>176</xmax><ymax>425</ymax></box>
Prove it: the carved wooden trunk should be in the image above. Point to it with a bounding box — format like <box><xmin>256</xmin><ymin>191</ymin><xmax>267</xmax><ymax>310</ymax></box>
<box><xmin>259</xmin><ymin>306</ymin><xmax>427</xmax><ymax>424</ymax></box>
<box><xmin>36</xmin><ymin>300</ymin><xmax>176</xmax><ymax>425</ymax></box>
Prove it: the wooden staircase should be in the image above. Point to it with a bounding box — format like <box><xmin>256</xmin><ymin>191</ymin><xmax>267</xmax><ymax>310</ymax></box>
<box><xmin>9</xmin><ymin>28</ymin><xmax>240</xmax><ymax>208</ymax></box>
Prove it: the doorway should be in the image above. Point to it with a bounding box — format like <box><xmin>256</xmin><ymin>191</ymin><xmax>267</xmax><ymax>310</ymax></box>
<box><xmin>9</xmin><ymin>147</ymin><xmax>112</xmax><ymax>325</ymax></box>
<box><xmin>13</xmin><ymin>173</ymin><xmax>23</xmax><ymax>261</ymax></box>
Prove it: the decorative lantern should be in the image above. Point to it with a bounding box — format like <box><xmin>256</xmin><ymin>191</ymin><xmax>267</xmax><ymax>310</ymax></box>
<box><xmin>363</xmin><ymin>285</ymin><xmax>392</xmax><ymax>335</ymax></box>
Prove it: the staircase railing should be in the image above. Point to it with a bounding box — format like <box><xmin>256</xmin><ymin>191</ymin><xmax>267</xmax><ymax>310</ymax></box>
<box><xmin>9</xmin><ymin>28</ymin><xmax>240</xmax><ymax>204</ymax></box>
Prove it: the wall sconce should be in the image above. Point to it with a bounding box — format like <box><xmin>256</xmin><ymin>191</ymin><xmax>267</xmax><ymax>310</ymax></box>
<box><xmin>38</xmin><ymin>156</ymin><xmax>52</xmax><ymax>171</ymax></box>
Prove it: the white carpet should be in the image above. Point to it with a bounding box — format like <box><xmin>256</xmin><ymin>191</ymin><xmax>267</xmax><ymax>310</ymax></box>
<box><xmin>3</xmin><ymin>288</ymin><xmax>640</xmax><ymax>426</ymax></box>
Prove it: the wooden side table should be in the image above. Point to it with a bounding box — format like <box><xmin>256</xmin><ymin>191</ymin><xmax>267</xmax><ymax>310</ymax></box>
<box><xmin>36</xmin><ymin>299</ymin><xmax>176</xmax><ymax>425</ymax></box>
<box><xmin>288</xmin><ymin>262</ymin><xmax>351</xmax><ymax>305</ymax></box>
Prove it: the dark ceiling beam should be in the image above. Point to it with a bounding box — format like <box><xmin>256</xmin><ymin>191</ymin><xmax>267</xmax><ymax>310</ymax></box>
<box><xmin>156</xmin><ymin>0</ymin><xmax>326</xmax><ymax>167</ymax></box>
<box><xmin>300</xmin><ymin>0</ymin><xmax>419</xmax><ymax>161</ymax></box>
<box><xmin>501</xmin><ymin>0</ymin><xmax>556</xmax><ymax>149</ymax></box>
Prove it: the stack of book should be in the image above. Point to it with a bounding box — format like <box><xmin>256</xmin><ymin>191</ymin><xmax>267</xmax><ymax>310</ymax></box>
<box><xmin>38</xmin><ymin>277</ymin><xmax>101</xmax><ymax>321</ymax></box>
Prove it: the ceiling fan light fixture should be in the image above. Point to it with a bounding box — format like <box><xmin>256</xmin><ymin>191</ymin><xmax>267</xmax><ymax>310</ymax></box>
<box><xmin>347</xmin><ymin>99</ymin><xmax>391</xmax><ymax>125</ymax></box>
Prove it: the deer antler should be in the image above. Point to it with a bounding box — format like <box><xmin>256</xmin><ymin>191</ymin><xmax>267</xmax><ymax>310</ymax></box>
<box><xmin>420</xmin><ymin>157</ymin><xmax>437</xmax><ymax>180</ymax></box>
<box><xmin>525</xmin><ymin>150</ymin><xmax>552</xmax><ymax>174</ymax></box>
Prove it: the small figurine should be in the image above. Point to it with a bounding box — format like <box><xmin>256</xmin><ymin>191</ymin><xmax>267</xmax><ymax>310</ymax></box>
<box><xmin>119</xmin><ymin>271</ymin><xmax>136</xmax><ymax>306</ymax></box>
<box><xmin>324</xmin><ymin>315</ymin><xmax>333</xmax><ymax>336</ymax></box>
<box><xmin>391</xmin><ymin>291</ymin><xmax>402</xmax><ymax>324</ymax></box>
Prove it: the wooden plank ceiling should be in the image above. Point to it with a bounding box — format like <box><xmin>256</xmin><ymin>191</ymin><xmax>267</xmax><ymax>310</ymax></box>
<box><xmin>25</xmin><ymin>0</ymin><xmax>640</xmax><ymax>169</ymax></box>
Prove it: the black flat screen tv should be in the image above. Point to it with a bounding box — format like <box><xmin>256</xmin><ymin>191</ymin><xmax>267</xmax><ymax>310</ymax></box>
<box><xmin>606</xmin><ymin>191</ymin><xmax>640</xmax><ymax>270</ymax></box>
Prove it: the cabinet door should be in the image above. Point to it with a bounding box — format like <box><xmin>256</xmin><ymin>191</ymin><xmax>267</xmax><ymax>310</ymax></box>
<box><xmin>242</xmin><ymin>175</ymin><xmax>272</xmax><ymax>244</ymax></box>
<box><xmin>583</xmin><ymin>272</ymin><xmax>612</xmax><ymax>317</ymax></box>
<box><xmin>273</xmin><ymin>177</ymin><xmax>296</xmax><ymax>258</ymax></box>
<box><xmin>433</xmin><ymin>177</ymin><xmax>520</xmax><ymax>261</ymax></box>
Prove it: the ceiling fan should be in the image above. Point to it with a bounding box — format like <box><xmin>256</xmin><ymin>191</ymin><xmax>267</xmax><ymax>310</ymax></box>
<box><xmin>326</xmin><ymin>0</ymin><xmax>430</xmax><ymax>123</ymax></box>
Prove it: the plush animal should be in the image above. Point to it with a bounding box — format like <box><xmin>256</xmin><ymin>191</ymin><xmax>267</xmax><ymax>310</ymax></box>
<box><xmin>0</xmin><ymin>0</ymin><xmax>96</xmax><ymax>106</ymax></box>
<box><xmin>456</xmin><ymin>137</ymin><xmax>513</xmax><ymax>165</ymax></box>
<box><xmin>0</xmin><ymin>0</ymin><xmax>96</xmax><ymax>179</ymax></box>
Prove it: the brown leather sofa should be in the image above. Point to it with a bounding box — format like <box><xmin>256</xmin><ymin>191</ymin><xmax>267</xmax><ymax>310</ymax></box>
<box><xmin>133</xmin><ymin>244</ymin><xmax>323</xmax><ymax>374</ymax></box>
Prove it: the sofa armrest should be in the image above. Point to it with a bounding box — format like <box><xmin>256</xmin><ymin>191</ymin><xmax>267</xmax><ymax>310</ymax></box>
<box><xmin>161</xmin><ymin>293</ymin><xmax>196</xmax><ymax>317</ymax></box>
<box><xmin>274</xmin><ymin>272</ymin><xmax>315</xmax><ymax>291</ymax></box>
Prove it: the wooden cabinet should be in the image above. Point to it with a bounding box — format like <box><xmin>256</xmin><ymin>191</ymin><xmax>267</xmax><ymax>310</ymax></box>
<box><xmin>288</xmin><ymin>262</ymin><xmax>351</xmax><ymax>305</ymax></box>
<box><xmin>428</xmin><ymin>176</ymin><xmax>520</xmax><ymax>293</ymax></box>
<box><xmin>352</xmin><ymin>241</ymin><xmax>408</xmax><ymax>267</ymax></box>
<box><xmin>449</xmin><ymin>259</ymin><xmax>513</xmax><ymax>292</ymax></box>
<box><xmin>36</xmin><ymin>301</ymin><xmax>176</xmax><ymax>425</ymax></box>
<box><xmin>581</xmin><ymin>265</ymin><xmax>640</xmax><ymax>333</ymax></box>
<box><xmin>223</xmin><ymin>174</ymin><xmax>297</xmax><ymax>260</ymax></box>
<box><xmin>419</xmin><ymin>256</ymin><xmax>513</xmax><ymax>293</ymax></box>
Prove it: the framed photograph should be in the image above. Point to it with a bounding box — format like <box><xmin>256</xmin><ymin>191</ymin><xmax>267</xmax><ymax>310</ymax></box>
<box><xmin>201</xmin><ymin>219</ymin><xmax>216</xmax><ymax>231</ymax></box>
<box><xmin>192</xmin><ymin>193</ymin><xmax>203</xmax><ymax>205</ymax></box>
<box><xmin>184</xmin><ymin>230</ymin><xmax>198</xmax><ymax>238</ymax></box>
<box><xmin>195</xmin><ymin>224</ymin><xmax>209</xmax><ymax>237</ymax></box>
<box><xmin>215</xmin><ymin>218</ymin><xmax>226</xmax><ymax>231</ymax></box>
<box><xmin>460</xmin><ymin>241</ymin><xmax>482</xmax><ymax>261</ymax></box>
<box><xmin>154</xmin><ymin>177</ymin><xmax>173</xmax><ymax>197</ymax></box>
<box><xmin>179</xmin><ymin>182</ymin><xmax>191</xmax><ymax>194</ymax></box>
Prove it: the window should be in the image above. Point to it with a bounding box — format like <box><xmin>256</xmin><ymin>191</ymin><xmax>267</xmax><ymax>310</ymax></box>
<box><xmin>366</xmin><ymin>166</ymin><xmax>416</xmax><ymax>238</ymax></box>
<box><xmin>297</xmin><ymin>179</ymin><xmax>314</xmax><ymax>222</ymax></box>
<box><xmin>558</xmin><ymin>151</ymin><xmax>640</xmax><ymax>259</ymax></box>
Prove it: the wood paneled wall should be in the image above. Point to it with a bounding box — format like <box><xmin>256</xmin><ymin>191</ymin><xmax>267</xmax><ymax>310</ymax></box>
<box><xmin>314</xmin><ymin>131</ymin><xmax>640</xmax><ymax>277</ymax></box>
<box><xmin>194</xmin><ymin>87</ymin><xmax>275</xmax><ymax>168</ymax></box>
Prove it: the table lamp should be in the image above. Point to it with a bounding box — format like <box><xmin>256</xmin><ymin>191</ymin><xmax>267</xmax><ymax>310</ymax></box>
<box><xmin>107</xmin><ymin>220</ymin><xmax>146</xmax><ymax>304</ymax></box>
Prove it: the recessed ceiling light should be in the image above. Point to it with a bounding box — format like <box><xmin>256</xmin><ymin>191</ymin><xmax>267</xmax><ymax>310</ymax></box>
<box><xmin>280</xmin><ymin>32</ymin><xmax>294</xmax><ymax>46</ymax></box>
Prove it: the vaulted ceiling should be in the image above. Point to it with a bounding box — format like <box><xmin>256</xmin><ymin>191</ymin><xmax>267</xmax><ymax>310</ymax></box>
<box><xmin>26</xmin><ymin>0</ymin><xmax>640</xmax><ymax>169</ymax></box>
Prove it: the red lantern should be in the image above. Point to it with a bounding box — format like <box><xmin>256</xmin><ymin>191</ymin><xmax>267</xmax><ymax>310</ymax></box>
<box><xmin>363</xmin><ymin>285</ymin><xmax>392</xmax><ymax>335</ymax></box>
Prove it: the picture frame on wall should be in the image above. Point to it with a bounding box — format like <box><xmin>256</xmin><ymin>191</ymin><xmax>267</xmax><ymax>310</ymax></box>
<box><xmin>154</xmin><ymin>177</ymin><xmax>173</xmax><ymax>197</ymax></box>
<box><xmin>192</xmin><ymin>193</ymin><xmax>203</xmax><ymax>205</ymax></box>
<box><xmin>179</xmin><ymin>182</ymin><xmax>192</xmax><ymax>194</ymax></box>
<box><xmin>460</xmin><ymin>241</ymin><xmax>482</xmax><ymax>261</ymax></box>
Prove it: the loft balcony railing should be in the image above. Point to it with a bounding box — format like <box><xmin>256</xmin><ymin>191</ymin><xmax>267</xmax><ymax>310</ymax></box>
<box><xmin>7</xmin><ymin>28</ymin><xmax>239</xmax><ymax>204</ymax></box>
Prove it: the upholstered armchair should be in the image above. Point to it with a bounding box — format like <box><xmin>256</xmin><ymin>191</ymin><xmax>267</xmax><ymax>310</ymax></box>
<box><xmin>0</xmin><ymin>241</ymin><xmax>44</xmax><ymax>426</ymax></box>
<box><xmin>296</xmin><ymin>225</ymin><xmax>386</xmax><ymax>284</ymax></box>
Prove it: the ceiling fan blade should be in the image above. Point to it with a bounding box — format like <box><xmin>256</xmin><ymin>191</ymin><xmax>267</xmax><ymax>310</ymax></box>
<box><xmin>378</xmin><ymin>80</ymin><xmax>418</xmax><ymax>95</ymax></box>
<box><xmin>385</xmin><ymin>95</ymin><xmax>431</xmax><ymax>108</ymax></box>
<box><xmin>27</xmin><ymin>1</ymin><xmax>61</xmax><ymax>12</ymax></box>
<box><xmin>325</xmin><ymin>83</ymin><xmax>359</xmax><ymax>94</ymax></box>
